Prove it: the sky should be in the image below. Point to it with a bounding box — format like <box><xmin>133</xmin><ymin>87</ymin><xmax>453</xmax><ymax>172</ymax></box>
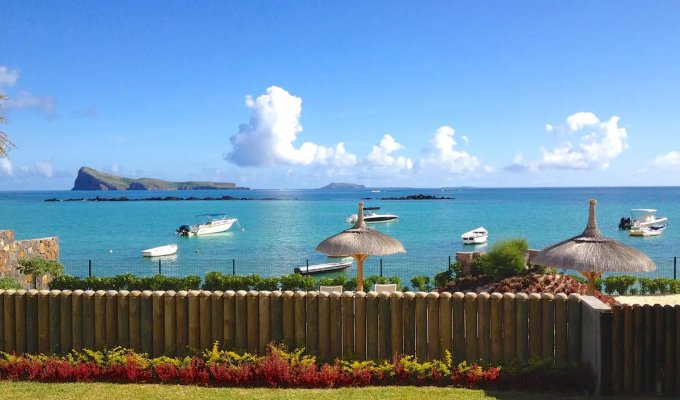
<box><xmin>1</xmin><ymin>1</ymin><xmax>680</xmax><ymax>190</ymax></box>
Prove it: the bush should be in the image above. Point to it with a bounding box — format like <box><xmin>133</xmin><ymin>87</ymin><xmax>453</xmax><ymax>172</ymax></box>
<box><xmin>638</xmin><ymin>278</ymin><xmax>653</xmax><ymax>295</ymax></box>
<box><xmin>434</xmin><ymin>268</ymin><xmax>455</xmax><ymax>288</ymax></box>
<box><xmin>410</xmin><ymin>275</ymin><xmax>432</xmax><ymax>291</ymax></box>
<box><xmin>602</xmin><ymin>275</ymin><xmax>637</xmax><ymax>295</ymax></box>
<box><xmin>17</xmin><ymin>257</ymin><xmax>64</xmax><ymax>278</ymax></box>
<box><xmin>474</xmin><ymin>239</ymin><xmax>528</xmax><ymax>281</ymax></box>
<box><xmin>0</xmin><ymin>277</ymin><xmax>22</xmax><ymax>290</ymax></box>
<box><xmin>49</xmin><ymin>273</ymin><xmax>200</xmax><ymax>291</ymax></box>
<box><xmin>279</xmin><ymin>273</ymin><xmax>316</xmax><ymax>291</ymax></box>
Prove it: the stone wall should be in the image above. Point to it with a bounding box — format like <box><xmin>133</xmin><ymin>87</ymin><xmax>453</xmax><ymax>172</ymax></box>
<box><xmin>0</xmin><ymin>229</ymin><xmax>59</xmax><ymax>289</ymax></box>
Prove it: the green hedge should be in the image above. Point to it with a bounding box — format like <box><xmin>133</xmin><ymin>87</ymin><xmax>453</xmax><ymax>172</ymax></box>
<box><xmin>50</xmin><ymin>273</ymin><xmax>201</xmax><ymax>291</ymax></box>
<box><xmin>601</xmin><ymin>275</ymin><xmax>680</xmax><ymax>296</ymax></box>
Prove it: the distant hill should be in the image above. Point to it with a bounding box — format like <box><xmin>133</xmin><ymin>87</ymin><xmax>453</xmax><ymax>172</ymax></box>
<box><xmin>319</xmin><ymin>182</ymin><xmax>366</xmax><ymax>190</ymax></box>
<box><xmin>72</xmin><ymin>166</ymin><xmax>249</xmax><ymax>191</ymax></box>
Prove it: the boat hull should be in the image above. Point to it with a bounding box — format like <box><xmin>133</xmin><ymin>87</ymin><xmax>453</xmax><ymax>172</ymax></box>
<box><xmin>194</xmin><ymin>219</ymin><xmax>236</xmax><ymax>235</ymax></box>
<box><xmin>461</xmin><ymin>227</ymin><xmax>488</xmax><ymax>245</ymax></box>
<box><xmin>294</xmin><ymin>261</ymin><xmax>353</xmax><ymax>275</ymax></box>
<box><xmin>142</xmin><ymin>244</ymin><xmax>178</xmax><ymax>257</ymax></box>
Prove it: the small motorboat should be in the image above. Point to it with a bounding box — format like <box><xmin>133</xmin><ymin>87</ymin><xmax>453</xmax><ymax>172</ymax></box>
<box><xmin>141</xmin><ymin>243</ymin><xmax>178</xmax><ymax>257</ymax></box>
<box><xmin>177</xmin><ymin>214</ymin><xmax>238</xmax><ymax>236</ymax></box>
<box><xmin>346</xmin><ymin>207</ymin><xmax>398</xmax><ymax>224</ymax></box>
<box><xmin>461</xmin><ymin>227</ymin><xmax>488</xmax><ymax>245</ymax></box>
<box><xmin>294</xmin><ymin>261</ymin><xmax>353</xmax><ymax>275</ymax></box>
<box><xmin>619</xmin><ymin>209</ymin><xmax>668</xmax><ymax>230</ymax></box>
<box><xmin>629</xmin><ymin>225</ymin><xmax>666</xmax><ymax>237</ymax></box>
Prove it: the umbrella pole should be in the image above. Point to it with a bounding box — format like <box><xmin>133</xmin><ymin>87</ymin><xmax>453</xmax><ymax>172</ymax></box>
<box><xmin>354</xmin><ymin>254</ymin><xmax>368</xmax><ymax>291</ymax></box>
<box><xmin>581</xmin><ymin>271</ymin><xmax>601</xmax><ymax>295</ymax></box>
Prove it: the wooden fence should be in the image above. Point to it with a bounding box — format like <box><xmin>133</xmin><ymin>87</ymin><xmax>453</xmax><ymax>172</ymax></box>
<box><xmin>0</xmin><ymin>289</ymin><xmax>583</xmax><ymax>363</ymax></box>
<box><xmin>609</xmin><ymin>304</ymin><xmax>680</xmax><ymax>396</ymax></box>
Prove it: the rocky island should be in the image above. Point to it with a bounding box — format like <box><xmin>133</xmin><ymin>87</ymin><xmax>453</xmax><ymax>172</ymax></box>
<box><xmin>72</xmin><ymin>166</ymin><xmax>249</xmax><ymax>191</ymax></box>
<box><xmin>319</xmin><ymin>182</ymin><xmax>367</xmax><ymax>190</ymax></box>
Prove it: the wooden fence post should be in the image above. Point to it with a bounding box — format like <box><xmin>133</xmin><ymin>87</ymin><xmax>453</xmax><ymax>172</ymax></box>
<box><xmin>415</xmin><ymin>292</ymin><xmax>428</xmax><ymax>360</ymax></box>
<box><xmin>378</xmin><ymin>291</ymin><xmax>392</xmax><ymax>360</ymax></box>
<box><xmin>294</xmin><ymin>291</ymin><xmax>307</xmax><ymax>351</ymax></box>
<box><xmin>26</xmin><ymin>289</ymin><xmax>39</xmax><ymax>354</ymax></box>
<box><xmin>152</xmin><ymin>291</ymin><xmax>165</xmax><ymax>357</ymax></box>
<box><xmin>611</xmin><ymin>304</ymin><xmax>623</xmax><ymax>394</ymax></box>
<box><xmin>15</xmin><ymin>290</ymin><xmax>27</xmax><ymax>354</ymax></box>
<box><xmin>391</xmin><ymin>292</ymin><xmax>404</xmax><ymax>357</ymax></box>
<box><xmin>489</xmin><ymin>292</ymin><xmax>503</xmax><ymax>363</ymax></box>
<box><xmin>0</xmin><ymin>290</ymin><xmax>4</xmax><ymax>353</ymax></box>
<box><xmin>567</xmin><ymin>293</ymin><xmax>582</xmax><ymax>363</ymax></box>
<box><xmin>49</xmin><ymin>290</ymin><xmax>61</xmax><ymax>353</ymax></box>
<box><xmin>82</xmin><ymin>290</ymin><xmax>95</xmax><ymax>351</ymax></box>
<box><xmin>103</xmin><ymin>290</ymin><xmax>117</xmax><ymax>349</ymax></box>
<box><xmin>4</xmin><ymin>290</ymin><xmax>16</xmax><ymax>353</ymax></box>
<box><xmin>306</xmin><ymin>291</ymin><xmax>319</xmax><ymax>356</ymax></box>
<box><xmin>477</xmin><ymin>292</ymin><xmax>490</xmax><ymax>361</ymax></box>
<box><xmin>342</xmin><ymin>291</ymin><xmax>354</xmax><ymax>357</ymax></box>
<box><xmin>402</xmin><ymin>292</ymin><xmax>416</xmax><ymax>358</ymax></box>
<box><xmin>622</xmin><ymin>304</ymin><xmax>633</xmax><ymax>394</ymax></box>
<box><xmin>259</xmin><ymin>291</ymin><xmax>271</xmax><ymax>354</ymax></box>
<box><xmin>464</xmin><ymin>292</ymin><xmax>478</xmax><ymax>361</ymax></box>
<box><xmin>269</xmin><ymin>291</ymin><xmax>283</xmax><ymax>344</ymax></box>
<box><xmin>426</xmin><ymin>292</ymin><xmax>440</xmax><ymax>360</ymax></box>
<box><xmin>452</xmin><ymin>292</ymin><xmax>465</xmax><ymax>363</ymax></box>
<box><xmin>318</xmin><ymin>292</ymin><xmax>330</xmax><ymax>362</ymax></box>
<box><xmin>281</xmin><ymin>291</ymin><xmax>294</xmax><ymax>350</ymax></box>
<box><xmin>502</xmin><ymin>293</ymin><xmax>515</xmax><ymax>361</ymax></box>
<box><xmin>664</xmin><ymin>305</ymin><xmax>675</xmax><ymax>394</ymax></box>
<box><xmin>175</xmin><ymin>291</ymin><xmax>188</xmax><ymax>356</ymax></box>
<box><xmin>187</xmin><ymin>290</ymin><xmax>200</xmax><ymax>352</ymax></box>
<box><xmin>355</xmin><ymin>291</ymin><xmax>367</xmax><ymax>360</ymax></box>
<box><xmin>59</xmin><ymin>290</ymin><xmax>72</xmax><ymax>354</ymax></box>
<box><xmin>366</xmin><ymin>291</ymin><xmax>379</xmax><ymax>360</ymax></box>
<box><xmin>541</xmin><ymin>293</ymin><xmax>555</xmax><ymax>359</ymax></box>
<box><xmin>554</xmin><ymin>293</ymin><xmax>568</xmax><ymax>362</ymax></box>
<box><xmin>211</xmin><ymin>291</ymin><xmax>224</xmax><ymax>349</ymax></box>
<box><xmin>164</xmin><ymin>291</ymin><xmax>176</xmax><ymax>357</ymax></box>
<box><xmin>633</xmin><ymin>305</ymin><xmax>644</xmax><ymax>393</ymax></box>
<box><xmin>234</xmin><ymin>290</ymin><xmax>248</xmax><ymax>353</ymax></box>
<box><xmin>200</xmin><ymin>291</ymin><xmax>213</xmax><ymax>351</ymax></box>
<box><xmin>329</xmin><ymin>292</ymin><xmax>342</xmax><ymax>359</ymax></box>
<box><xmin>117</xmin><ymin>290</ymin><xmax>130</xmax><ymax>349</ymax></box>
<box><xmin>515</xmin><ymin>293</ymin><xmax>529</xmax><ymax>362</ymax></box>
<box><xmin>140</xmin><ymin>291</ymin><xmax>153</xmax><ymax>355</ymax></box>
<box><xmin>222</xmin><ymin>291</ymin><xmax>235</xmax><ymax>350</ymax></box>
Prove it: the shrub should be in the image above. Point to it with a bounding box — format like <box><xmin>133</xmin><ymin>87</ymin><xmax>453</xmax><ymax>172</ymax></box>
<box><xmin>318</xmin><ymin>275</ymin><xmax>347</xmax><ymax>288</ymax></box>
<box><xmin>638</xmin><ymin>278</ymin><xmax>653</xmax><ymax>295</ymax></box>
<box><xmin>17</xmin><ymin>257</ymin><xmax>64</xmax><ymax>278</ymax></box>
<box><xmin>602</xmin><ymin>275</ymin><xmax>637</xmax><ymax>295</ymax></box>
<box><xmin>434</xmin><ymin>268</ymin><xmax>455</xmax><ymax>288</ymax></box>
<box><xmin>49</xmin><ymin>273</ymin><xmax>200</xmax><ymax>291</ymax></box>
<box><xmin>279</xmin><ymin>273</ymin><xmax>316</xmax><ymax>291</ymax></box>
<box><xmin>0</xmin><ymin>277</ymin><xmax>21</xmax><ymax>290</ymax></box>
<box><xmin>477</xmin><ymin>239</ymin><xmax>529</xmax><ymax>281</ymax></box>
<box><xmin>410</xmin><ymin>275</ymin><xmax>432</xmax><ymax>291</ymax></box>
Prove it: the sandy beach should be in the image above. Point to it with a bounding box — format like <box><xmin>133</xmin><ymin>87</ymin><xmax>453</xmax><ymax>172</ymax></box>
<box><xmin>614</xmin><ymin>294</ymin><xmax>680</xmax><ymax>306</ymax></box>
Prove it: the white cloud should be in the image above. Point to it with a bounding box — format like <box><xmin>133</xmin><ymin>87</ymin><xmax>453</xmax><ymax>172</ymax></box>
<box><xmin>461</xmin><ymin>135</ymin><xmax>469</xmax><ymax>144</ymax></box>
<box><xmin>652</xmin><ymin>151</ymin><xmax>680</xmax><ymax>171</ymax></box>
<box><xmin>226</xmin><ymin>86</ymin><xmax>357</xmax><ymax>168</ymax></box>
<box><xmin>419</xmin><ymin>126</ymin><xmax>481</xmax><ymax>173</ymax></box>
<box><xmin>365</xmin><ymin>134</ymin><xmax>413</xmax><ymax>171</ymax></box>
<box><xmin>0</xmin><ymin>158</ymin><xmax>12</xmax><ymax>176</ymax></box>
<box><xmin>545</xmin><ymin>124</ymin><xmax>554</xmax><ymax>132</ymax></box>
<box><xmin>565</xmin><ymin>112</ymin><xmax>600</xmax><ymax>131</ymax></box>
<box><xmin>34</xmin><ymin>160</ymin><xmax>54</xmax><ymax>178</ymax></box>
<box><xmin>0</xmin><ymin>66</ymin><xmax>19</xmax><ymax>87</ymax></box>
<box><xmin>5</xmin><ymin>91</ymin><xmax>55</xmax><ymax>117</ymax></box>
<box><xmin>504</xmin><ymin>153</ymin><xmax>533</xmax><ymax>173</ymax></box>
<box><xmin>539</xmin><ymin>113</ymin><xmax>628</xmax><ymax>170</ymax></box>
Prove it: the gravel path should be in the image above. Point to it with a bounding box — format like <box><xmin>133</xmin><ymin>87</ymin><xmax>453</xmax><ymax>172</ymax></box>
<box><xmin>614</xmin><ymin>294</ymin><xmax>680</xmax><ymax>306</ymax></box>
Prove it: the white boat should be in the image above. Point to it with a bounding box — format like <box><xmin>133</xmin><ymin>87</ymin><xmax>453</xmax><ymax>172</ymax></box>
<box><xmin>141</xmin><ymin>243</ymin><xmax>178</xmax><ymax>257</ymax></box>
<box><xmin>346</xmin><ymin>207</ymin><xmax>399</xmax><ymax>224</ymax></box>
<box><xmin>294</xmin><ymin>261</ymin><xmax>353</xmax><ymax>275</ymax></box>
<box><xmin>176</xmin><ymin>214</ymin><xmax>238</xmax><ymax>236</ymax></box>
<box><xmin>629</xmin><ymin>225</ymin><xmax>666</xmax><ymax>237</ymax></box>
<box><xmin>619</xmin><ymin>209</ymin><xmax>668</xmax><ymax>230</ymax></box>
<box><xmin>461</xmin><ymin>227</ymin><xmax>488</xmax><ymax>245</ymax></box>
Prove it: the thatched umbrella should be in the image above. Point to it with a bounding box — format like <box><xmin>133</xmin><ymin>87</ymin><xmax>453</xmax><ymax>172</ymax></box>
<box><xmin>316</xmin><ymin>201</ymin><xmax>406</xmax><ymax>291</ymax></box>
<box><xmin>532</xmin><ymin>199</ymin><xmax>655</xmax><ymax>295</ymax></box>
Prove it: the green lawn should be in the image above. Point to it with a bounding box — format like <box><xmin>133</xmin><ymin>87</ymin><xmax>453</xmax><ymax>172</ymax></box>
<box><xmin>0</xmin><ymin>382</ymin><xmax>659</xmax><ymax>400</ymax></box>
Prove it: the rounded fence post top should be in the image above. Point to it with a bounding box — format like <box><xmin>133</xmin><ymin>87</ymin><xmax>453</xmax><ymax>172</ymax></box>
<box><xmin>477</xmin><ymin>292</ymin><xmax>490</xmax><ymax>299</ymax></box>
<box><xmin>95</xmin><ymin>290</ymin><xmax>106</xmax><ymax>296</ymax></box>
<box><xmin>490</xmin><ymin>292</ymin><xmax>503</xmax><ymax>300</ymax></box>
<box><xmin>153</xmin><ymin>290</ymin><xmax>165</xmax><ymax>297</ymax></box>
<box><xmin>415</xmin><ymin>292</ymin><xmax>428</xmax><ymax>299</ymax></box>
<box><xmin>528</xmin><ymin>293</ymin><xmax>542</xmax><ymax>300</ymax></box>
<box><xmin>118</xmin><ymin>290</ymin><xmax>130</xmax><ymax>296</ymax></box>
<box><xmin>515</xmin><ymin>293</ymin><xmax>529</xmax><ymax>300</ymax></box>
<box><xmin>354</xmin><ymin>291</ymin><xmax>366</xmax><ymax>298</ymax></box>
<box><xmin>555</xmin><ymin>293</ymin><xmax>568</xmax><ymax>300</ymax></box>
<box><xmin>259</xmin><ymin>290</ymin><xmax>271</xmax><ymax>297</ymax></box>
<box><xmin>330</xmin><ymin>291</ymin><xmax>342</xmax><ymax>299</ymax></box>
<box><xmin>366</xmin><ymin>291</ymin><xmax>379</xmax><ymax>298</ymax></box>
<box><xmin>107</xmin><ymin>290</ymin><xmax>119</xmax><ymax>297</ymax></box>
<box><xmin>84</xmin><ymin>290</ymin><xmax>95</xmax><ymax>296</ymax></box>
<box><xmin>568</xmin><ymin>293</ymin><xmax>582</xmax><ymax>301</ymax></box>
<box><xmin>223</xmin><ymin>290</ymin><xmax>235</xmax><ymax>297</ymax></box>
<box><xmin>282</xmin><ymin>290</ymin><xmax>295</xmax><ymax>297</ymax></box>
<box><xmin>502</xmin><ymin>292</ymin><xmax>516</xmax><ymax>300</ymax></box>
<box><xmin>236</xmin><ymin>290</ymin><xmax>248</xmax><ymax>296</ymax></box>
<box><xmin>294</xmin><ymin>290</ymin><xmax>306</xmax><ymax>297</ymax></box>
<box><xmin>451</xmin><ymin>292</ymin><xmax>465</xmax><ymax>299</ymax></box>
<box><xmin>403</xmin><ymin>292</ymin><xmax>416</xmax><ymax>299</ymax></box>
<box><xmin>270</xmin><ymin>290</ymin><xmax>282</xmax><ymax>296</ymax></box>
<box><xmin>464</xmin><ymin>292</ymin><xmax>478</xmax><ymax>299</ymax></box>
<box><xmin>391</xmin><ymin>291</ymin><xmax>405</xmax><ymax>299</ymax></box>
<box><xmin>318</xmin><ymin>291</ymin><xmax>330</xmax><ymax>298</ymax></box>
<box><xmin>210</xmin><ymin>290</ymin><xmax>223</xmax><ymax>296</ymax></box>
<box><xmin>426</xmin><ymin>292</ymin><xmax>439</xmax><ymax>299</ymax></box>
<box><xmin>306</xmin><ymin>291</ymin><xmax>318</xmax><ymax>298</ymax></box>
<box><xmin>16</xmin><ymin>289</ymin><xmax>27</xmax><ymax>295</ymax></box>
<box><xmin>27</xmin><ymin>289</ymin><xmax>40</xmax><ymax>296</ymax></box>
<box><xmin>50</xmin><ymin>289</ymin><xmax>62</xmax><ymax>296</ymax></box>
<box><xmin>141</xmin><ymin>290</ymin><xmax>154</xmax><ymax>296</ymax></box>
<box><xmin>541</xmin><ymin>293</ymin><xmax>555</xmax><ymax>300</ymax></box>
<box><xmin>341</xmin><ymin>291</ymin><xmax>354</xmax><ymax>298</ymax></box>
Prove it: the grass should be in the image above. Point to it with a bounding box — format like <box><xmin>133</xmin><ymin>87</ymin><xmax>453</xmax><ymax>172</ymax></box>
<box><xmin>0</xmin><ymin>382</ymin><xmax>659</xmax><ymax>400</ymax></box>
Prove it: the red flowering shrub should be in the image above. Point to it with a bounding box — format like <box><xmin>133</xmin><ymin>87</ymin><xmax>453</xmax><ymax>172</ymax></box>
<box><xmin>0</xmin><ymin>344</ymin><xmax>592</xmax><ymax>394</ymax></box>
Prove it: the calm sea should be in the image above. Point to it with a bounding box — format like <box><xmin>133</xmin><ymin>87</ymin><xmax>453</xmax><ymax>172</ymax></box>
<box><xmin>2</xmin><ymin>187</ymin><xmax>679</xmax><ymax>281</ymax></box>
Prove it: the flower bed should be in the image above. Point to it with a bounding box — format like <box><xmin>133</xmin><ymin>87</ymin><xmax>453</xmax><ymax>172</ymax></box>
<box><xmin>0</xmin><ymin>345</ymin><xmax>592</xmax><ymax>393</ymax></box>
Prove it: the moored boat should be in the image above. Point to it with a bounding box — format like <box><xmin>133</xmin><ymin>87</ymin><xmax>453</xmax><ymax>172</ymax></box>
<box><xmin>294</xmin><ymin>261</ymin><xmax>353</xmax><ymax>275</ymax></box>
<box><xmin>141</xmin><ymin>243</ymin><xmax>178</xmax><ymax>257</ymax></box>
<box><xmin>629</xmin><ymin>225</ymin><xmax>666</xmax><ymax>237</ymax></box>
<box><xmin>346</xmin><ymin>207</ymin><xmax>398</xmax><ymax>224</ymax></box>
<box><xmin>461</xmin><ymin>227</ymin><xmax>488</xmax><ymax>245</ymax></box>
<box><xmin>177</xmin><ymin>214</ymin><xmax>238</xmax><ymax>236</ymax></box>
<box><xmin>619</xmin><ymin>209</ymin><xmax>668</xmax><ymax>230</ymax></box>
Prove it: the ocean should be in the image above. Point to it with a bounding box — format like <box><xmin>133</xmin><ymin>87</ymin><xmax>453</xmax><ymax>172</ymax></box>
<box><xmin>2</xmin><ymin>187</ymin><xmax>679</xmax><ymax>282</ymax></box>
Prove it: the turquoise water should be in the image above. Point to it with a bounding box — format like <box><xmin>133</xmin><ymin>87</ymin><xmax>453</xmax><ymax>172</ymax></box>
<box><xmin>2</xmin><ymin>187</ymin><xmax>679</xmax><ymax>281</ymax></box>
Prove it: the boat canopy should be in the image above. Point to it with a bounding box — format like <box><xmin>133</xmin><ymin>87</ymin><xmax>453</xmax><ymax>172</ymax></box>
<box><xmin>196</xmin><ymin>213</ymin><xmax>230</xmax><ymax>217</ymax></box>
<box><xmin>363</xmin><ymin>207</ymin><xmax>380</xmax><ymax>211</ymax></box>
<box><xmin>631</xmin><ymin>209</ymin><xmax>657</xmax><ymax>213</ymax></box>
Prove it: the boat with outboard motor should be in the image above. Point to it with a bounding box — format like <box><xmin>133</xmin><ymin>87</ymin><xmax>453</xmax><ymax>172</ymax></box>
<box><xmin>619</xmin><ymin>209</ymin><xmax>668</xmax><ymax>230</ymax></box>
<box><xmin>629</xmin><ymin>225</ymin><xmax>666</xmax><ymax>237</ymax></box>
<box><xmin>294</xmin><ymin>260</ymin><xmax>353</xmax><ymax>275</ymax></box>
<box><xmin>461</xmin><ymin>227</ymin><xmax>488</xmax><ymax>245</ymax></box>
<box><xmin>176</xmin><ymin>214</ymin><xmax>238</xmax><ymax>236</ymax></box>
<box><xmin>346</xmin><ymin>207</ymin><xmax>398</xmax><ymax>224</ymax></box>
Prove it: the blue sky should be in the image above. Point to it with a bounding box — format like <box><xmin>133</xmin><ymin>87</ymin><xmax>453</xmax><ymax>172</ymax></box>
<box><xmin>1</xmin><ymin>1</ymin><xmax>679</xmax><ymax>189</ymax></box>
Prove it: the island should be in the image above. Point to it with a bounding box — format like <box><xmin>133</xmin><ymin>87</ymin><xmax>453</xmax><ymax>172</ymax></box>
<box><xmin>380</xmin><ymin>194</ymin><xmax>454</xmax><ymax>200</ymax></box>
<box><xmin>45</xmin><ymin>195</ymin><xmax>279</xmax><ymax>202</ymax></box>
<box><xmin>72</xmin><ymin>166</ymin><xmax>249</xmax><ymax>191</ymax></box>
<box><xmin>318</xmin><ymin>182</ymin><xmax>366</xmax><ymax>190</ymax></box>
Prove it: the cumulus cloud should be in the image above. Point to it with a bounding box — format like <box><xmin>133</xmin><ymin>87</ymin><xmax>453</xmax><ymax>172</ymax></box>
<box><xmin>539</xmin><ymin>112</ymin><xmax>628</xmax><ymax>170</ymax></box>
<box><xmin>0</xmin><ymin>158</ymin><xmax>12</xmax><ymax>176</ymax></box>
<box><xmin>226</xmin><ymin>86</ymin><xmax>357</xmax><ymax>168</ymax></box>
<box><xmin>504</xmin><ymin>153</ymin><xmax>533</xmax><ymax>173</ymax></box>
<box><xmin>652</xmin><ymin>151</ymin><xmax>680</xmax><ymax>171</ymax></box>
<box><xmin>34</xmin><ymin>160</ymin><xmax>54</xmax><ymax>178</ymax></box>
<box><xmin>419</xmin><ymin>126</ymin><xmax>482</xmax><ymax>173</ymax></box>
<box><xmin>5</xmin><ymin>91</ymin><xmax>55</xmax><ymax>117</ymax></box>
<box><xmin>0</xmin><ymin>66</ymin><xmax>19</xmax><ymax>87</ymax></box>
<box><xmin>365</xmin><ymin>134</ymin><xmax>413</xmax><ymax>172</ymax></box>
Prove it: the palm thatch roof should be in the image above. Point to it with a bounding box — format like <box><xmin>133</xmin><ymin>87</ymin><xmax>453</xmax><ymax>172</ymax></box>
<box><xmin>531</xmin><ymin>199</ymin><xmax>655</xmax><ymax>273</ymax></box>
<box><xmin>316</xmin><ymin>202</ymin><xmax>405</xmax><ymax>257</ymax></box>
